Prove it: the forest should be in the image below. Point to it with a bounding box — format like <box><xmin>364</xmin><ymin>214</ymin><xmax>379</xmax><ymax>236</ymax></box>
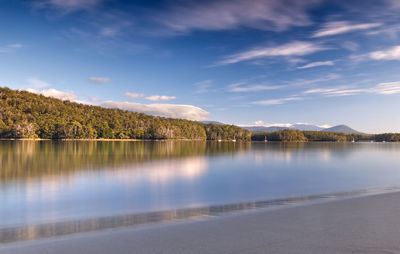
<box><xmin>252</xmin><ymin>129</ymin><xmax>400</xmax><ymax>142</ymax></box>
<box><xmin>0</xmin><ymin>87</ymin><xmax>251</xmax><ymax>140</ymax></box>
<box><xmin>1</xmin><ymin>87</ymin><xmax>399</xmax><ymax>142</ymax></box>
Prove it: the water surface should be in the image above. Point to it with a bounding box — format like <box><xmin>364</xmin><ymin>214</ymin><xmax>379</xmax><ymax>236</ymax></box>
<box><xmin>1</xmin><ymin>141</ymin><xmax>400</xmax><ymax>230</ymax></box>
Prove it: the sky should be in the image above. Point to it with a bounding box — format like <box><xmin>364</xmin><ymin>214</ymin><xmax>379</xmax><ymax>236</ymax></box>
<box><xmin>1</xmin><ymin>0</ymin><xmax>400</xmax><ymax>133</ymax></box>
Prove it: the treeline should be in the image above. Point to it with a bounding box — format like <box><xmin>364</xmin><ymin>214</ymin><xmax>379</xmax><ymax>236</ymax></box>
<box><xmin>0</xmin><ymin>87</ymin><xmax>251</xmax><ymax>140</ymax></box>
<box><xmin>252</xmin><ymin>129</ymin><xmax>400</xmax><ymax>142</ymax></box>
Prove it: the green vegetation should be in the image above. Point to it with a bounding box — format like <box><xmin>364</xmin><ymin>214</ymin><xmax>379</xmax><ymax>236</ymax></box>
<box><xmin>252</xmin><ymin>130</ymin><xmax>399</xmax><ymax>142</ymax></box>
<box><xmin>374</xmin><ymin>133</ymin><xmax>400</xmax><ymax>142</ymax></box>
<box><xmin>251</xmin><ymin>129</ymin><xmax>307</xmax><ymax>142</ymax></box>
<box><xmin>0</xmin><ymin>87</ymin><xmax>251</xmax><ymax>140</ymax></box>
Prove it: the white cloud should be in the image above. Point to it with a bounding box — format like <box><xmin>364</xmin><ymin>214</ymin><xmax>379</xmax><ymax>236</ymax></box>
<box><xmin>228</xmin><ymin>82</ymin><xmax>284</xmax><ymax>92</ymax></box>
<box><xmin>145</xmin><ymin>95</ymin><xmax>176</xmax><ymax>102</ymax></box>
<box><xmin>318</xmin><ymin>124</ymin><xmax>332</xmax><ymax>129</ymax></box>
<box><xmin>304</xmin><ymin>81</ymin><xmax>400</xmax><ymax>97</ymax></box>
<box><xmin>125</xmin><ymin>92</ymin><xmax>144</xmax><ymax>99</ymax></box>
<box><xmin>369</xmin><ymin>45</ymin><xmax>400</xmax><ymax>60</ymax></box>
<box><xmin>89</xmin><ymin>97</ymin><xmax>101</xmax><ymax>102</ymax></box>
<box><xmin>252</xmin><ymin>97</ymin><xmax>302</xmax><ymax>105</ymax></box>
<box><xmin>218</xmin><ymin>41</ymin><xmax>326</xmax><ymax>65</ymax></box>
<box><xmin>253</xmin><ymin>120</ymin><xmax>266</xmax><ymax>126</ymax></box>
<box><xmin>26</xmin><ymin>77</ymin><xmax>51</xmax><ymax>88</ymax></box>
<box><xmin>297</xmin><ymin>61</ymin><xmax>334</xmax><ymax>69</ymax></box>
<box><xmin>0</xmin><ymin>44</ymin><xmax>23</xmax><ymax>53</ymax></box>
<box><xmin>243</xmin><ymin>122</ymin><xmax>332</xmax><ymax>129</ymax></box>
<box><xmin>304</xmin><ymin>87</ymin><xmax>362</xmax><ymax>97</ymax></box>
<box><xmin>159</xmin><ymin>0</ymin><xmax>320</xmax><ymax>33</ymax></box>
<box><xmin>32</xmin><ymin>0</ymin><xmax>104</xmax><ymax>12</ymax></box>
<box><xmin>312</xmin><ymin>21</ymin><xmax>382</xmax><ymax>37</ymax></box>
<box><xmin>88</xmin><ymin>77</ymin><xmax>111</xmax><ymax>84</ymax></box>
<box><xmin>25</xmin><ymin>88</ymin><xmax>78</xmax><ymax>101</ymax></box>
<box><xmin>101</xmin><ymin>101</ymin><xmax>210</xmax><ymax>121</ymax></box>
<box><xmin>371</xmin><ymin>81</ymin><xmax>400</xmax><ymax>94</ymax></box>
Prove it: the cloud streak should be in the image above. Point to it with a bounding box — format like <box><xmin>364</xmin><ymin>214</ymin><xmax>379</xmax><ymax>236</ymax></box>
<box><xmin>228</xmin><ymin>82</ymin><xmax>284</xmax><ymax>92</ymax></box>
<box><xmin>297</xmin><ymin>61</ymin><xmax>334</xmax><ymax>69</ymax></box>
<box><xmin>0</xmin><ymin>44</ymin><xmax>23</xmax><ymax>53</ymax></box>
<box><xmin>125</xmin><ymin>92</ymin><xmax>144</xmax><ymax>99</ymax></box>
<box><xmin>312</xmin><ymin>21</ymin><xmax>382</xmax><ymax>37</ymax></box>
<box><xmin>102</xmin><ymin>101</ymin><xmax>210</xmax><ymax>121</ymax></box>
<box><xmin>304</xmin><ymin>81</ymin><xmax>400</xmax><ymax>97</ymax></box>
<box><xmin>252</xmin><ymin>96</ymin><xmax>302</xmax><ymax>105</ymax></box>
<box><xmin>369</xmin><ymin>45</ymin><xmax>400</xmax><ymax>60</ymax></box>
<box><xmin>26</xmin><ymin>77</ymin><xmax>51</xmax><ymax>88</ymax></box>
<box><xmin>194</xmin><ymin>80</ymin><xmax>214</xmax><ymax>94</ymax></box>
<box><xmin>158</xmin><ymin>0</ymin><xmax>320</xmax><ymax>34</ymax></box>
<box><xmin>25</xmin><ymin>88</ymin><xmax>78</xmax><ymax>101</ymax></box>
<box><xmin>88</xmin><ymin>77</ymin><xmax>111</xmax><ymax>84</ymax></box>
<box><xmin>32</xmin><ymin>0</ymin><xmax>105</xmax><ymax>13</ymax></box>
<box><xmin>145</xmin><ymin>95</ymin><xmax>176</xmax><ymax>102</ymax></box>
<box><xmin>218</xmin><ymin>41</ymin><xmax>326</xmax><ymax>65</ymax></box>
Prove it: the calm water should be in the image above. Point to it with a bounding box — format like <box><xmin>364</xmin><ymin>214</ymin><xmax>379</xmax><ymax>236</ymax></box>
<box><xmin>1</xmin><ymin>141</ymin><xmax>400</xmax><ymax>230</ymax></box>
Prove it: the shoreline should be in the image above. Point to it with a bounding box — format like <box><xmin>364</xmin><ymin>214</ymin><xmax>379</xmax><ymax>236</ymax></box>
<box><xmin>0</xmin><ymin>138</ymin><xmax>395</xmax><ymax>143</ymax></box>
<box><xmin>2</xmin><ymin>186</ymin><xmax>400</xmax><ymax>244</ymax></box>
<box><xmin>2</xmin><ymin>190</ymin><xmax>400</xmax><ymax>253</ymax></box>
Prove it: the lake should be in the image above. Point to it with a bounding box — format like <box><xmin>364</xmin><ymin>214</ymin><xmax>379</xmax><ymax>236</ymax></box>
<box><xmin>1</xmin><ymin>140</ymin><xmax>400</xmax><ymax>241</ymax></box>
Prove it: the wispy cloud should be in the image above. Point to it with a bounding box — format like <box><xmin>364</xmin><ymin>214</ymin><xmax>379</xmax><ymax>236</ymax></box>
<box><xmin>145</xmin><ymin>95</ymin><xmax>176</xmax><ymax>102</ymax></box>
<box><xmin>366</xmin><ymin>24</ymin><xmax>400</xmax><ymax>39</ymax></box>
<box><xmin>26</xmin><ymin>77</ymin><xmax>51</xmax><ymax>88</ymax></box>
<box><xmin>102</xmin><ymin>101</ymin><xmax>210</xmax><ymax>121</ymax></box>
<box><xmin>218</xmin><ymin>41</ymin><xmax>326</xmax><ymax>65</ymax></box>
<box><xmin>252</xmin><ymin>96</ymin><xmax>302</xmax><ymax>105</ymax></box>
<box><xmin>0</xmin><ymin>44</ymin><xmax>23</xmax><ymax>53</ymax></box>
<box><xmin>125</xmin><ymin>92</ymin><xmax>144</xmax><ymax>99</ymax></box>
<box><xmin>341</xmin><ymin>41</ymin><xmax>359</xmax><ymax>51</ymax></box>
<box><xmin>32</xmin><ymin>0</ymin><xmax>105</xmax><ymax>13</ymax></box>
<box><xmin>88</xmin><ymin>97</ymin><xmax>101</xmax><ymax>102</ymax></box>
<box><xmin>371</xmin><ymin>81</ymin><xmax>400</xmax><ymax>94</ymax></box>
<box><xmin>242</xmin><ymin>121</ymin><xmax>331</xmax><ymax>129</ymax></box>
<box><xmin>228</xmin><ymin>82</ymin><xmax>284</xmax><ymax>92</ymax></box>
<box><xmin>98</xmin><ymin>20</ymin><xmax>133</xmax><ymax>37</ymax></box>
<box><xmin>194</xmin><ymin>80</ymin><xmax>214</xmax><ymax>94</ymax></box>
<box><xmin>312</xmin><ymin>21</ymin><xmax>382</xmax><ymax>38</ymax></box>
<box><xmin>158</xmin><ymin>0</ymin><xmax>320</xmax><ymax>34</ymax></box>
<box><xmin>369</xmin><ymin>45</ymin><xmax>400</xmax><ymax>60</ymax></box>
<box><xmin>88</xmin><ymin>77</ymin><xmax>111</xmax><ymax>84</ymax></box>
<box><xmin>304</xmin><ymin>87</ymin><xmax>362</xmax><ymax>97</ymax></box>
<box><xmin>284</xmin><ymin>73</ymin><xmax>342</xmax><ymax>88</ymax></box>
<box><xmin>304</xmin><ymin>81</ymin><xmax>400</xmax><ymax>97</ymax></box>
<box><xmin>297</xmin><ymin>61</ymin><xmax>335</xmax><ymax>69</ymax></box>
<box><xmin>25</xmin><ymin>88</ymin><xmax>78</xmax><ymax>101</ymax></box>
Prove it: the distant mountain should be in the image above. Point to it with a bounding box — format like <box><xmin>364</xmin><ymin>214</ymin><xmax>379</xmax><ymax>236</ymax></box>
<box><xmin>322</xmin><ymin>125</ymin><xmax>363</xmax><ymax>134</ymax></box>
<box><xmin>201</xmin><ymin>121</ymin><xmax>226</xmax><ymax>125</ymax></box>
<box><xmin>243</xmin><ymin>124</ymin><xmax>322</xmax><ymax>132</ymax></box>
<box><xmin>243</xmin><ymin>126</ymin><xmax>290</xmax><ymax>132</ymax></box>
<box><xmin>242</xmin><ymin>123</ymin><xmax>362</xmax><ymax>134</ymax></box>
<box><xmin>292</xmin><ymin>124</ymin><xmax>323</xmax><ymax>131</ymax></box>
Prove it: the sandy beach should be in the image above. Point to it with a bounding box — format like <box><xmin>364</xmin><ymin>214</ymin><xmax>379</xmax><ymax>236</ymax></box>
<box><xmin>2</xmin><ymin>191</ymin><xmax>400</xmax><ymax>254</ymax></box>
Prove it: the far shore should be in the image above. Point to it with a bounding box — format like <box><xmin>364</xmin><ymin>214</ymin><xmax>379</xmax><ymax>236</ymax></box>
<box><xmin>0</xmin><ymin>138</ymin><xmax>395</xmax><ymax>143</ymax></box>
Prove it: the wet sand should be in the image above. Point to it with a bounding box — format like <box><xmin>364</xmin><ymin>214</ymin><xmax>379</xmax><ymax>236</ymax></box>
<box><xmin>2</xmin><ymin>191</ymin><xmax>400</xmax><ymax>254</ymax></box>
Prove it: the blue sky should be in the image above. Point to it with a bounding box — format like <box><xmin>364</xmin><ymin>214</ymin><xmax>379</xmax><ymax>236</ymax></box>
<box><xmin>1</xmin><ymin>0</ymin><xmax>400</xmax><ymax>133</ymax></box>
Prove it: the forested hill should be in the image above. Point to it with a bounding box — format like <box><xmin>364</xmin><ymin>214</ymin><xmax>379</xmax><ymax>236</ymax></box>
<box><xmin>0</xmin><ymin>87</ymin><xmax>251</xmax><ymax>140</ymax></box>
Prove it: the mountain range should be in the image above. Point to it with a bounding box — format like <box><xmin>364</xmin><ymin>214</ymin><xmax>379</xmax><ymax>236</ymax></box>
<box><xmin>201</xmin><ymin>122</ymin><xmax>363</xmax><ymax>135</ymax></box>
<box><xmin>243</xmin><ymin>124</ymin><xmax>362</xmax><ymax>134</ymax></box>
